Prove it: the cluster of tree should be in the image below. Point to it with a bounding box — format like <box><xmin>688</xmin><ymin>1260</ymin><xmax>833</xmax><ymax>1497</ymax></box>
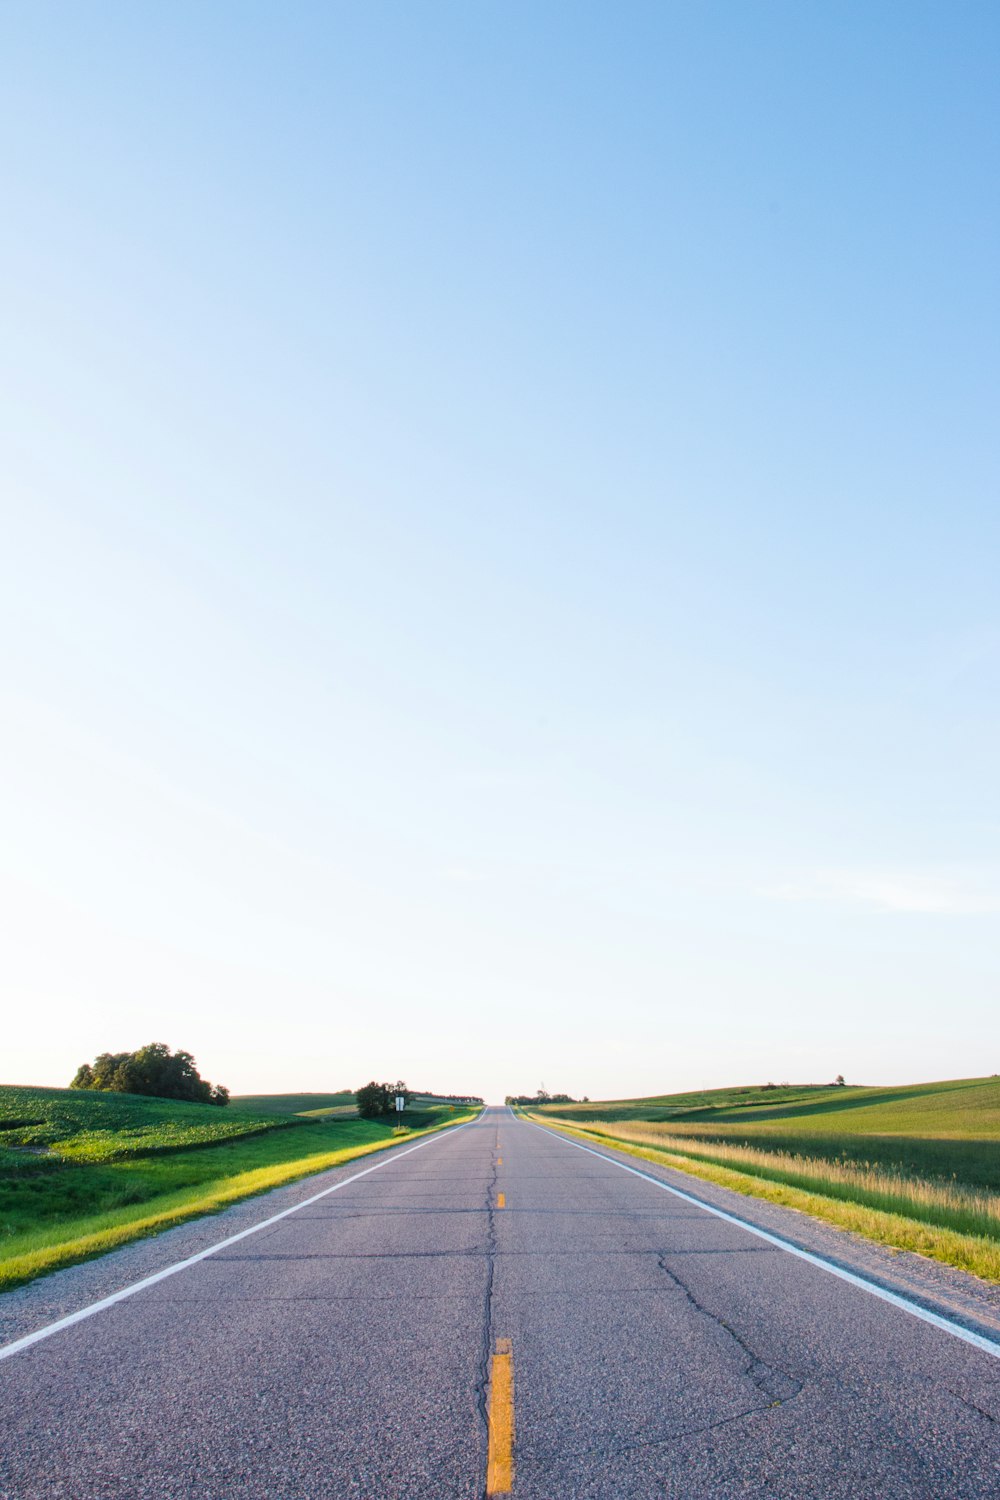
<box><xmin>70</xmin><ymin>1043</ymin><xmax>229</xmax><ymax>1106</ymax></box>
<box><xmin>505</xmin><ymin>1089</ymin><xmax>577</xmax><ymax>1105</ymax></box>
<box><xmin>355</xmin><ymin>1080</ymin><xmax>412</xmax><ymax>1119</ymax></box>
<box><xmin>761</xmin><ymin>1076</ymin><xmax>846</xmax><ymax>1090</ymax></box>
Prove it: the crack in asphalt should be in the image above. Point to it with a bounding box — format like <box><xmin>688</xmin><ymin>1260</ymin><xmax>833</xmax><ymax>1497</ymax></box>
<box><xmin>946</xmin><ymin>1388</ymin><xmax>999</xmax><ymax>1425</ymax></box>
<box><xmin>474</xmin><ymin>1149</ymin><xmax>501</xmax><ymax>1500</ymax></box>
<box><xmin>570</xmin><ymin>1397</ymin><xmax>785</xmax><ymax>1463</ymax></box>
<box><xmin>529</xmin><ymin>1250</ymin><xmax>808</xmax><ymax>1468</ymax></box>
<box><xmin>655</xmin><ymin>1253</ymin><xmax>803</xmax><ymax>1406</ymax></box>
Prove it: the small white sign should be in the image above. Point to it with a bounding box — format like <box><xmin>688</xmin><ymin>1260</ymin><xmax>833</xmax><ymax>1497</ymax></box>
<box><xmin>395</xmin><ymin>1095</ymin><xmax>405</xmax><ymax>1111</ymax></box>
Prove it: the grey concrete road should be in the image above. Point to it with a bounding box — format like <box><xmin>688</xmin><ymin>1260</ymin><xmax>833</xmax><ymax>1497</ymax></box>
<box><xmin>2</xmin><ymin>1106</ymin><xmax>1000</xmax><ymax>1498</ymax></box>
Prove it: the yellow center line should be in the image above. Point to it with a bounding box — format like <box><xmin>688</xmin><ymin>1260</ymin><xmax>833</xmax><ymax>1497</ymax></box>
<box><xmin>497</xmin><ymin>1192</ymin><xmax>506</xmax><ymax>1208</ymax></box>
<box><xmin>497</xmin><ymin>1157</ymin><xmax>503</xmax><ymax>1165</ymax></box>
<box><xmin>486</xmin><ymin>1338</ymin><xmax>515</xmax><ymax>1495</ymax></box>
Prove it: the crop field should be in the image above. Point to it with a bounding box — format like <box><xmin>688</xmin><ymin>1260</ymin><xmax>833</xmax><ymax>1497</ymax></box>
<box><xmin>538</xmin><ymin>1078</ymin><xmax>1000</xmax><ymax>1186</ymax></box>
<box><xmin>0</xmin><ymin>1085</ymin><xmax>477</xmax><ymax>1292</ymax></box>
<box><xmin>231</xmin><ymin>1091</ymin><xmax>357</xmax><ymax>1116</ymax></box>
<box><xmin>531</xmin><ymin>1077</ymin><xmax>1000</xmax><ymax>1281</ymax></box>
<box><xmin>0</xmin><ymin>1085</ymin><xmax>289</xmax><ymax>1161</ymax></box>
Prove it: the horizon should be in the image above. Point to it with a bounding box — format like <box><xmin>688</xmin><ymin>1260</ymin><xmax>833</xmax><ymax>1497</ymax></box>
<box><xmin>5</xmin><ymin>1069</ymin><xmax>994</xmax><ymax>1113</ymax></box>
<box><xmin>3</xmin><ymin>3</ymin><xmax>998</xmax><ymax>1103</ymax></box>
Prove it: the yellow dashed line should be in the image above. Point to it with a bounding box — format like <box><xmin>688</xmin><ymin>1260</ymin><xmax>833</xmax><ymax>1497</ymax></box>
<box><xmin>497</xmin><ymin>1157</ymin><xmax>503</xmax><ymax>1165</ymax></box>
<box><xmin>486</xmin><ymin>1338</ymin><xmax>515</xmax><ymax>1495</ymax></box>
<box><xmin>497</xmin><ymin>1192</ymin><xmax>506</xmax><ymax>1208</ymax></box>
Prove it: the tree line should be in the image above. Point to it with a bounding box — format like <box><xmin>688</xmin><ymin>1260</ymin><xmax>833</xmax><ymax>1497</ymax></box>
<box><xmin>505</xmin><ymin>1088</ymin><xmax>579</xmax><ymax>1105</ymax></box>
<box><xmin>71</xmin><ymin>1043</ymin><xmax>229</xmax><ymax>1106</ymax></box>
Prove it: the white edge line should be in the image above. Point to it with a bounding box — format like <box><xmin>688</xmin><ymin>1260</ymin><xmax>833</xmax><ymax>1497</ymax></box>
<box><xmin>0</xmin><ymin>1115</ymin><xmax>477</xmax><ymax>1363</ymax></box>
<box><xmin>524</xmin><ymin>1115</ymin><xmax>1000</xmax><ymax>1364</ymax></box>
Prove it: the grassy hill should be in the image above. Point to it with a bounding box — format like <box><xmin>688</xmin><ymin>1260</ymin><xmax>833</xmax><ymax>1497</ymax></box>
<box><xmin>0</xmin><ymin>1084</ymin><xmax>292</xmax><ymax>1162</ymax></box>
<box><xmin>231</xmin><ymin>1091</ymin><xmax>356</xmax><ymax>1117</ymax></box>
<box><xmin>0</xmin><ymin>1084</ymin><xmax>477</xmax><ymax>1292</ymax></box>
<box><xmin>529</xmin><ymin>1077</ymin><xmax>1000</xmax><ymax>1281</ymax></box>
<box><xmin>543</xmin><ymin>1076</ymin><xmax>1000</xmax><ymax>1135</ymax></box>
<box><xmin>537</xmin><ymin>1077</ymin><xmax>1000</xmax><ymax>1187</ymax></box>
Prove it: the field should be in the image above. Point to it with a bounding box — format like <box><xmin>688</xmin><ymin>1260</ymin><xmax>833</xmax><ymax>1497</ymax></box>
<box><xmin>231</xmin><ymin>1091</ymin><xmax>357</xmax><ymax>1116</ymax></box>
<box><xmin>0</xmin><ymin>1084</ymin><xmax>288</xmax><ymax>1161</ymax></box>
<box><xmin>232</xmin><ymin>1091</ymin><xmax>479</xmax><ymax>1119</ymax></box>
<box><xmin>0</xmin><ymin>1085</ymin><xmax>477</xmax><ymax>1291</ymax></box>
<box><xmin>531</xmin><ymin>1077</ymin><xmax>1000</xmax><ymax>1281</ymax></box>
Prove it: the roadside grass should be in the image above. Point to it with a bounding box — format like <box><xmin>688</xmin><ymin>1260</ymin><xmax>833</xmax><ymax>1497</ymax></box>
<box><xmin>539</xmin><ymin>1078</ymin><xmax>1000</xmax><ymax>1192</ymax></box>
<box><xmin>528</xmin><ymin>1114</ymin><xmax>1000</xmax><ymax>1283</ymax></box>
<box><xmin>1</xmin><ymin>1089</ymin><xmax>476</xmax><ymax>1293</ymax></box>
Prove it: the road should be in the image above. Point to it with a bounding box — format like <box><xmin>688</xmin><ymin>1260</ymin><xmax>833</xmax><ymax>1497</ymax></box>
<box><xmin>2</xmin><ymin>1106</ymin><xmax>1000</xmax><ymax>1498</ymax></box>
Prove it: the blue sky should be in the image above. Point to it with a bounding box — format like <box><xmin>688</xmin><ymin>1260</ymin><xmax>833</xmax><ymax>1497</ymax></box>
<box><xmin>2</xmin><ymin>3</ymin><xmax>998</xmax><ymax>1101</ymax></box>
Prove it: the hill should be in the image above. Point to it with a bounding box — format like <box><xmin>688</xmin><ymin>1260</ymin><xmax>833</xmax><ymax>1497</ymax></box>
<box><xmin>0</xmin><ymin>1084</ymin><xmax>289</xmax><ymax>1162</ymax></box>
<box><xmin>231</xmin><ymin>1091</ymin><xmax>356</xmax><ymax>1117</ymax></box>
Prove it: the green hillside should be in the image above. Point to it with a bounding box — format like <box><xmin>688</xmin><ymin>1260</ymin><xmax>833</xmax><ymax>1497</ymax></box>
<box><xmin>538</xmin><ymin>1077</ymin><xmax>1000</xmax><ymax>1188</ymax></box>
<box><xmin>0</xmin><ymin>1084</ymin><xmax>289</xmax><ymax>1162</ymax></box>
<box><xmin>231</xmin><ymin>1091</ymin><xmax>356</xmax><ymax>1117</ymax></box>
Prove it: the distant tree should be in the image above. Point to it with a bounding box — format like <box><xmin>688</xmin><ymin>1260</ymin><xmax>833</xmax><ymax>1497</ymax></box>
<box><xmin>355</xmin><ymin>1081</ymin><xmax>390</xmax><ymax>1118</ymax></box>
<box><xmin>69</xmin><ymin>1043</ymin><xmax>229</xmax><ymax>1105</ymax></box>
<box><xmin>834</xmin><ymin>1074</ymin><xmax>846</xmax><ymax>1086</ymax></box>
<box><xmin>355</xmin><ymin>1080</ymin><xmax>413</xmax><ymax>1119</ymax></box>
<box><xmin>505</xmin><ymin>1088</ymin><xmax>577</xmax><ymax>1106</ymax></box>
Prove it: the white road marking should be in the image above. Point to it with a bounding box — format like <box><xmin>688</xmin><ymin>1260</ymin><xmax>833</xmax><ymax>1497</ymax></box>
<box><xmin>525</xmin><ymin>1116</ymin><xmax>1000</xmax><ymax>1363</ymax></box>
<box><xmin>0</xmin><ymin>1118</ymin><xmax>476</xmax><ymax>1363</ymax></box>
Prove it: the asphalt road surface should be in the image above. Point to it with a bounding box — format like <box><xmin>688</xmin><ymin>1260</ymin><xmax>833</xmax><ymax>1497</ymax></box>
<box><xmin>2</xmin><ymin>1106</ymin><xmax>1000</xmax><ymax>1498</ymax></box>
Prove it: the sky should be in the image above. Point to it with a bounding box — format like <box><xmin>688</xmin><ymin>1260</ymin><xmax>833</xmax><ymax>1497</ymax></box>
<box><xmin>1</xmin><ymin>2</ymin><xmax>998</xmax><ymax>1104</ymax></box>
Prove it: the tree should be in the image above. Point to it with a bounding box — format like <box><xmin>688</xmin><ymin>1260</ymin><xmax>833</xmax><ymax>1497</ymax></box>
<box><xmin>355</xmin><ymin>1082</ymin><xmax>389</xmax><ymax>1118</ymax></box>
<box><xmin>505</xmin><ymin>1088</ymin><xmax>576</xmax><ymax>1106</ymax></box>
<box><xmin>834</xmin><ymin>1074</ymin><xmax>846</xmax><ymax>1086</ymax></box>
<box><xmin>355</xmin><ymin>1080</ymin><xmax>412</xmax><ymax>1119</ymax></box>
<box><xmin>69</xmin><ymin>1044</ymin><xmax>229</xmax><ymax>1106</ymax></box>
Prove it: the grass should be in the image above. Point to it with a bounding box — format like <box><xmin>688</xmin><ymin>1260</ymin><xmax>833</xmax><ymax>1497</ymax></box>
<box><xmin>528</xmin><ymin>1075</ymin><xmax>1000</xmax><ymax>1282</ymax></box>
<box><xmin>230</xmin><ymin>1091</ymin><xmax>356</xmax><ymax>1116</ymax></box>
<box><xmin>0</xmin><ymin>1084</ymin><xmax>287</xmax><ymax>1159</ymax></box>
<box><xmin>0</xmin><ymin>1085</ymin><xmax>477</xmax><ymax>1293</ymax></box>
<box><xmin>539</xmin><ymin>1077</ymin><xmax>1000</xmax><ymax>1188</ymax></box>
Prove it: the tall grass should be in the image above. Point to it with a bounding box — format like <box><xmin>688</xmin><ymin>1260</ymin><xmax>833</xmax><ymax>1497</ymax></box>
<box><xmin>567</xmin><ymin>1120</ymin><xmax>1000</xmax><ymax>1243</ymax></box>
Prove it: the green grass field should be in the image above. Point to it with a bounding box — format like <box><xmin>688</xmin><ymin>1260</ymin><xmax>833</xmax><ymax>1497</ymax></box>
<box><xmin>0</xmin><ymin>1085</ymin><xmax>477</xmax><ymax>1292</ymax></box>
<box><xmin>531</xmin><ymin>1076</ymin><xmax>1000</xmax><ymax>1280</ymax></box>
<box><xmin>0</xmin><ymin>1084</ymin><xmax>289</xmax><ymax>1161</ymax></box>
<box><xmin>230</xmin><ymin>1091</ymin><xmax>356</xmax><ymax>1116</ymax></box>
<box><xmin>540</xmin><ymin>1076</ymin><xmax>1000</xmax><ymax>1132</ymax></box>
<box><xmin>539</xmin><ymin>1077</ymin><xmax>1000</xmax><ymax>1186</ymax></box>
